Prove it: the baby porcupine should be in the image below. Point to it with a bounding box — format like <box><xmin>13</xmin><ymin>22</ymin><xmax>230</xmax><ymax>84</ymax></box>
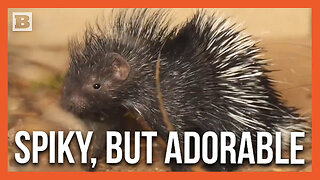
<box><xmin>61</xmin><ymin>9</ymin><xmax>309</xmax><ymax>171</ymax></box>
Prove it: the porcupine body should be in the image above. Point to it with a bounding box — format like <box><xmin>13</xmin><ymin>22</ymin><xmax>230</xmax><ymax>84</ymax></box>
<box><xmin>61</xmin><ymin>9</ymin><xmax>307</xmax><ymax>171</ymax></box>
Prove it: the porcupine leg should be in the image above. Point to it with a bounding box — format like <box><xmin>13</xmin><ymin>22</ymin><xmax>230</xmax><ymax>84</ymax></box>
<box><xmin>83</xmin><ymin>116</ymin><xmax>126</xmax><ymax>172</ymax></box>
<box><xmin>81</xmin><ymin>120</ymin><xmax>109</xmax><ymax>171</ymax></box>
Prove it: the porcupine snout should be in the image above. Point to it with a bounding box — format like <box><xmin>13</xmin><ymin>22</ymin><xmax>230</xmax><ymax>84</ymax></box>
<box><xmin>61</xmin><ymin>93</ymin><xmax>88</xmax><ymax>114</ymax></box>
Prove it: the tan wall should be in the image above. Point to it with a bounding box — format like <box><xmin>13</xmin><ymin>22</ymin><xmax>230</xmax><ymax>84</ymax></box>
<box><xmin>8</xmin><ymin>8</ymin><xmax>311</xmax><ymax>47</ymax></box>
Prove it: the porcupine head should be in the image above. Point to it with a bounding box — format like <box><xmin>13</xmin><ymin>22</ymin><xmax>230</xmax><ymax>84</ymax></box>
<box><xmin>60</xmin><ymin>9</ymin><xmax>171</xmax><ymax>129</ymax></box>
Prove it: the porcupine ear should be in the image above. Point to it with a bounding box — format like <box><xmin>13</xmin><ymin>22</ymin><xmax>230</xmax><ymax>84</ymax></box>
<box><xmin>110</xmin><ymin>53</ymin><xmax>130</xmax><ymax>81</ymax></box>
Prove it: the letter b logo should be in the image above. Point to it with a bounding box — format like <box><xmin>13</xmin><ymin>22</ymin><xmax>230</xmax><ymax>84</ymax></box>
<box><xmin>12</xmin><ymin>12</ymin><xmax>32</xmax><ymax>31</ymax></box>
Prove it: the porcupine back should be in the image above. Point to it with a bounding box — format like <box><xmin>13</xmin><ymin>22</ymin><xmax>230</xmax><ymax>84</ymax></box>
<box><xmin>158</xmin><ymin>11</ymin><xmax>308</xmax><ymax>143</ymax></box>
<box><xmin>155</xmin><ymin>11</ymin><xmax>309</xmax><ymax>171</ymax></box>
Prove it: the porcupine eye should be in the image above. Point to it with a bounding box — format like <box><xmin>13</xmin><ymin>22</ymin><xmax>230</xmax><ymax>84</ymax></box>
<box><xmin>93</xmin><ymin>83</ymin><xmax>101</xmax><ymax>90</ymax></box>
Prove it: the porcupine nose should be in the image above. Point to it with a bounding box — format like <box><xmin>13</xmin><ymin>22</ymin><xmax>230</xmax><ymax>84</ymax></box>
<box><xmin>68</xmin><ymin>95</ymin><xmax>87</xmax><ymax>113</ymax></box>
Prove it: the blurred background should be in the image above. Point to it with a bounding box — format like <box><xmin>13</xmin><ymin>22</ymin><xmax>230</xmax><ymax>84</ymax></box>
<box><xmin>7</xmin><ymin>8</ymin><xmax>312</xmax><ymax>172</ymax></box>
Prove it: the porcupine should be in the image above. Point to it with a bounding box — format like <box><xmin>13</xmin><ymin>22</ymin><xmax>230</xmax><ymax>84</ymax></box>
<box><xmin>60</xmin><ymin>9</ymin><xmax>309</xmax><ymax>171</ymax></box>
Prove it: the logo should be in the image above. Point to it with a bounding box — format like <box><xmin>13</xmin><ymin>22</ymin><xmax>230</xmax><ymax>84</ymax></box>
<box><xmin>12</xmin><ymin>12</ymin><xmax>32</xmax><ymax>31</ymax></box>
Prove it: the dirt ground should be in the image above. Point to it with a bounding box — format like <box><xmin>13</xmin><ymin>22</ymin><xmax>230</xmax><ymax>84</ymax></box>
<box><xmin>7</xmin><ymin>8</ymin><xmax>312</xmax><ymax>172</ymax></box>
